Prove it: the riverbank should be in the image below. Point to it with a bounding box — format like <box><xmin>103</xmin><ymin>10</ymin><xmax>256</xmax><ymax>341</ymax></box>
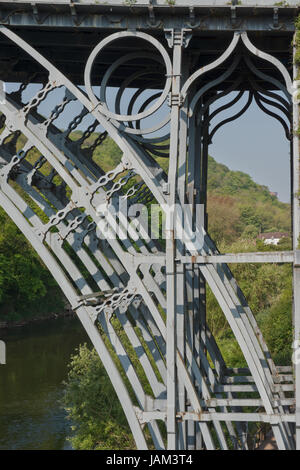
<box><xmin>0</xmin><ymin>305</ymin><xmax>74</xmax><ymax>330</ymax></box>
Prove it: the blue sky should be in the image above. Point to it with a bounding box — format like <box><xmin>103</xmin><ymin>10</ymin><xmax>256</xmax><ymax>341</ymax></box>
<box><xmin>209</xmin><ymin>92</ymin><xmax>290</xmax><ymax>203</ymax></box>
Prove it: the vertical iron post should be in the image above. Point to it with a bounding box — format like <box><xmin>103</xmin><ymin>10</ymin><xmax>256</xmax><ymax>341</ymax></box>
<box><xmin>293</xmin><ymin>33</ymin><xmax>300</xmax><ymax>450</ymax></box>
<box><xmin>165</xmin><ymin>28</ymin><xmax>184</xmax><ymax>450</ymax></box>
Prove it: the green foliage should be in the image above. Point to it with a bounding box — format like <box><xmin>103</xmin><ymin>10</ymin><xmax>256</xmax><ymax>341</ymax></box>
<box><xmin>58</xmin><ymin>135</ymin><xmax>293</xmax><ymax>448</ymax></box>
<box><xmin>217</xmin><ymin>337</ymin><xmax>246</xmax><ymax>368</ymax></box>
<box><xmin>93</xmin><ymin>136</ymin><xmax>122</xmax><ymax>170</ymax></box>
<box><xmin>275</xmin><ymin>1</ymin><xmax>290</xmax><ymax>6</ymax></box>
<box><xmin>71</xmin><ymin>130</ymin><xmax>122</xmax><ymax>172</ymax></box>
<box><xmin>207</xmin><ymin>155</ymin><xmax>290</xmax><ymax>244</ymax></box>
<box><xmin>295</xmin><ymin>16</ymin><xmax>300</xmax><ymax>66</ymax></box>
<box><xmin>207</xmin><ymin>195</ymin><xmax>242</xmax><ymax>244</ymax></box>
<box><xmin>62</xmin><ymin>344</ymin><xmax>135</xmax><ymax>450</ymax></box>
<box><xmin>241</xmin><ymin>224</ymin><xmax>259</xmax><ymax>239</ymax></box>
<box><xmin>207</xmin><ymin>239</ymin><xmax>293</xmax><ymax>366</ymax></box>
<box><xmin>64</xmin><ymin>135</ymin><xmax>291</xmax><ymax>247</ymax></box>
<box><xmin>257</xmin><ymin>284</ymin><xmax>293</xmax><ymax>365</ymax></box>
<box><xmin>0</xmin><ymin>208</ymin><xmax>63</xmax><ymax>323</ymax></box>
<box><xmin>0</xmin><ymin>128</ymin><xmax>293</xmax><ymax>444</ymax></box>
<box><xmin>124</xmin><ymin>0</ymin><xmax>137</xmax><ymax>6</ymax></box>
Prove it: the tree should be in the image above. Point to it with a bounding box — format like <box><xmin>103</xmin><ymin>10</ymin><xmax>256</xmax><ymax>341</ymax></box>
<box><xmin>62</xmin><ymin>344</ymin><xmax>135</xmax><ymax>450</ymax></box>
<box><xmin>241</xmin><ymin>224</ymin><xmax>259</xmax><ymax>239</ymax></box>
<box><xmin>207</xmin><ymin>195</ymin><xmax>241</xmax><ymax>244</ymax></box>
<box><xmin>0</xmin><ymin>208</ymin><xmax>63</xmax><ymax>322</ymax></box>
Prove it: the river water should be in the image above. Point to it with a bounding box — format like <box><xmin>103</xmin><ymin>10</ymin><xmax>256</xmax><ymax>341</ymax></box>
<box><xmin>0</xmin><ymin>316</ymin><xmax>91</xmax><ymax>450</ymax></box>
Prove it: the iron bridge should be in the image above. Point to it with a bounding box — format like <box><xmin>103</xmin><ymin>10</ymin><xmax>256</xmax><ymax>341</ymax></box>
<box><xmin>0</xmin><ymin>0</ymin><xmax>299</xmax><ymax>450</ymax></box>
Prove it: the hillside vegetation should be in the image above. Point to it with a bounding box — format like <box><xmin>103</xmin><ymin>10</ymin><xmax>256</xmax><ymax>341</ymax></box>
<box><xmin>0</xmin><ymin>136</ymin><xmax>292</xmax><ymax>369</ymax></box>
<box><xmin>206</xmin><ymin>155</ymin><xmax>290</xmax><ymax>244</ymax></box>
<box><xmin>0</xmin><ymin>132</ymin><xmax>289</xmax><ymax>448</ymax></box>
<box><xmin>61</xmin><ymin>140</ymin><xmax>293</xmax><ymax>450</ymax></box>
<box><xmin>87</xmin><ymin>134</ymin><xmax>291</xmax><ymax>244</ymax></box>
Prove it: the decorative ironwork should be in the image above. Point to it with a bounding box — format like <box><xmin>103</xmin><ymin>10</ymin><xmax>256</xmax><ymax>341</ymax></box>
<box><xmin>0</xmin><ymin>3</ymin><xmax>298</xmax><ymax>451</ymax></box>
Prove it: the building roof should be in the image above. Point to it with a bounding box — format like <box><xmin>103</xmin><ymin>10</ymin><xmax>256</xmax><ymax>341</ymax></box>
<box><xmin>258</xmin><ymin>232</ymin><xmax>289</xmax><ymax>240</ymax></box>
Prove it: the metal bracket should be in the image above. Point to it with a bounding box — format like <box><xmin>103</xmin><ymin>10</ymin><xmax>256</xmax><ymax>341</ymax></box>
<box><xmin>294</xmin><ymin>250</ymin><xmax>300</xmax><ymax>267</ymax></box>
<box><xmin>185</xmin><ymin>6</ymin><xmax>201</xmax><ymax>30</ymax></box>
<box><xmin>70</xmin><ymin>3</ymin><xmax>78</xmax><ymax>25</ymax></box>
<box><xmin>231</xmin><ymin>6</ymin><xmax>237</xmax><ymax>28</ymax></box>
<box><xmin>189</xmin><ymin>6</ymin><xmax>196</xmax><ymax>26</ymax></box>
<box><xmin>274</xmin><ymin>8</ymin><xmax>279</xmax><ymax>29</ymax></box>
<box><xmin>165</xmin><ymin>28</ymin><xmax>192</xmax><ymax>49</ymax></box>
<box><xmin>31</xmin><ymin>3</ymin><xmax>41</xmax><ymax>24</ymax></box>
<box><xmin>268</xmin><ymin>7</ymin><xmax>284</xmax><ymax>31</ymax></box>
<box><xmin>69</xmin><ymin>2</ymin><xmax>87</xmax><ymax>27</ymax></box>
<box><xmin>147</xmin><ymin>0</ymin><xmax>161</xmax><ymax>29</ymax></box>
<box><xmin>162</xmin><ymin>182</ymin><xmax>170</xmax><ymax>195</ymax></box>
<box><xmin>168</xmin><ymin>92</ymin><xmax>183</xmax><ymax>108</ymax></box>
<box><xmin>31</xmin><ymin>2</ymin><xmax>50</xmax><ymax>25</ymax></box>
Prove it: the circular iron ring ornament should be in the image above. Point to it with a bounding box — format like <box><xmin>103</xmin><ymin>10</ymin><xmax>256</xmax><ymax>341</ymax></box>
<box><xmin>84</xmin><ymin>31</ymin><xmax>172</xmax><ymax>123</ymax></box>
<box><xmin>113</xmin><ymin>69</ymin><xmax>171</xmax><ymax>136</ymax></box>
<box><xmin>101</xmin><ymin>52</ymin><xmax>163</xmax><ymax>114</ymax></box>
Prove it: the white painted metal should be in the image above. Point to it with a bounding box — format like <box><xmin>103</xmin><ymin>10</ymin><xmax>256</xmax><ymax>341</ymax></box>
<box><xmin>0</xmin><ymin>8</ymin><xmax>297</xmax><ymax>450</ymax></box>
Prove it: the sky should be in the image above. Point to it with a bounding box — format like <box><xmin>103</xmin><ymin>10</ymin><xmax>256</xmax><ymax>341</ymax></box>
<box><xmin>5</xmin><ymin>83</ymin><xmax>291</xmax><ymax>203</ymax></box>
<box><xmin>209</xmin><ymin>92</ymin><xmax>290</xmax><ymax>203</ymax></box>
